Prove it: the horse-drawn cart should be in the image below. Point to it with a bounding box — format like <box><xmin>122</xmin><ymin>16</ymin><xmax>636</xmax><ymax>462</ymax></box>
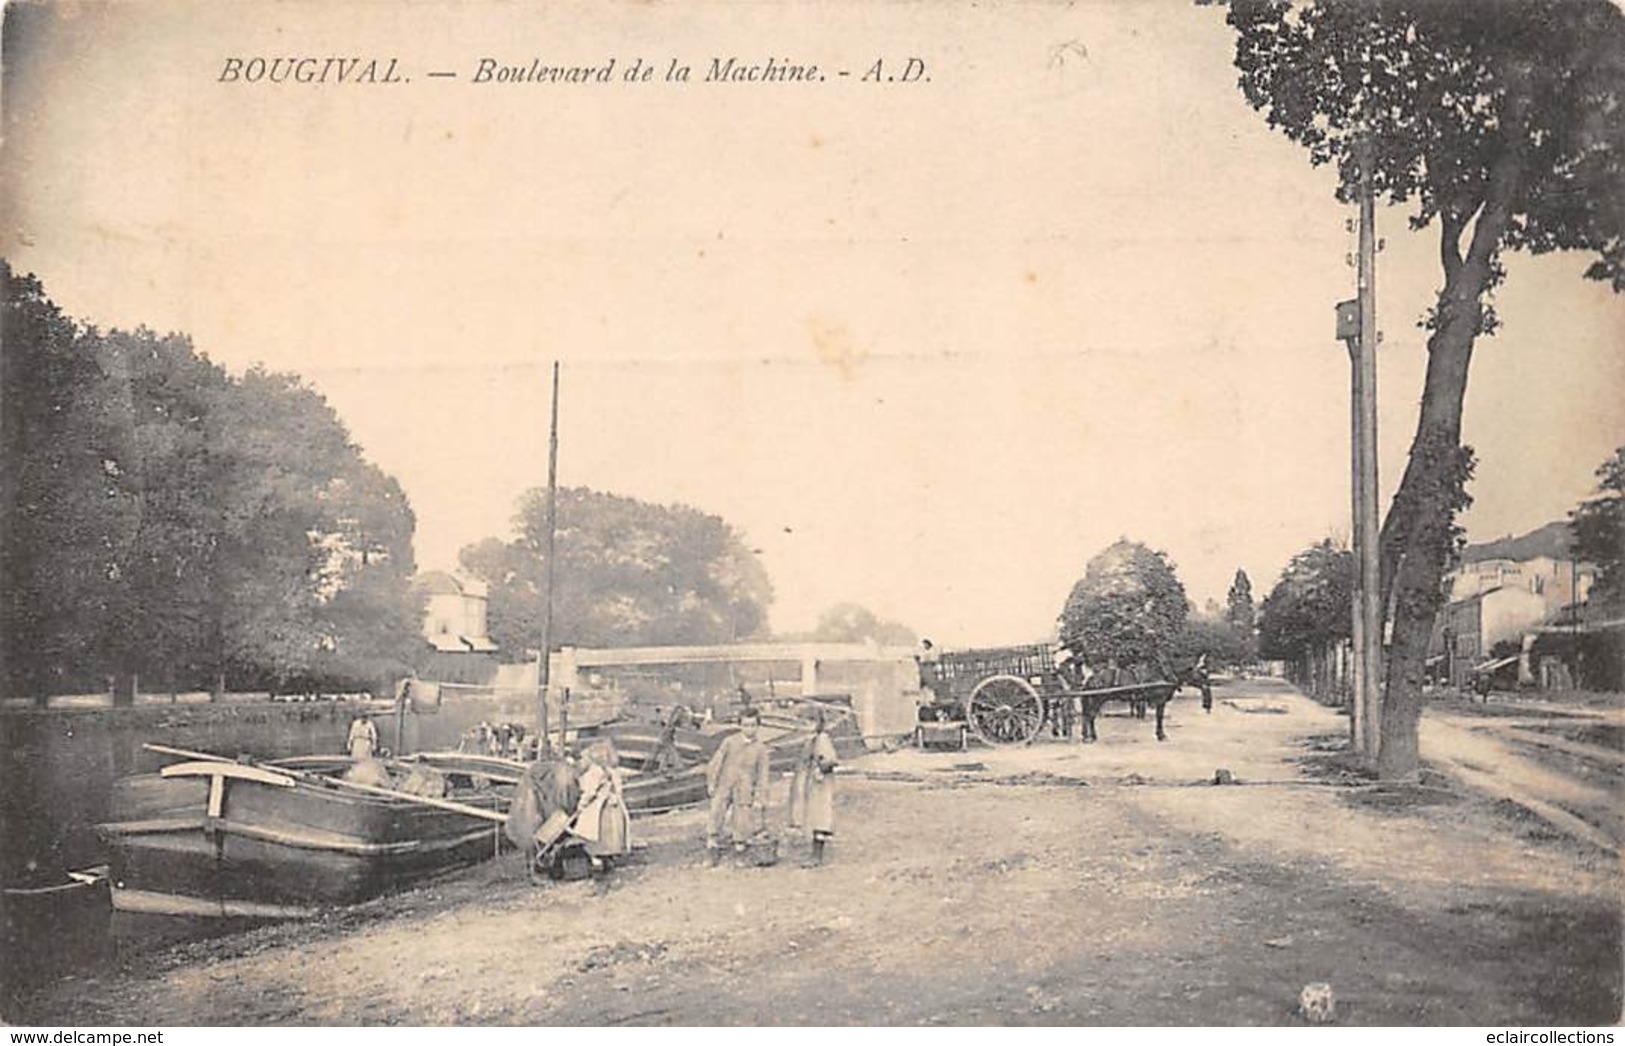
<box><xmin>919</xmin><ymin>643</ymin><xmax>1184</xmax><ymax>746</ymax></box>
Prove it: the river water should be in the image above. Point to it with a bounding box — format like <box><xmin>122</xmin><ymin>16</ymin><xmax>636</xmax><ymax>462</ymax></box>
<box><xmin>0</xmin><ymin>694</ymin><xmax>534</xmax><ymax>1010</ymax></box>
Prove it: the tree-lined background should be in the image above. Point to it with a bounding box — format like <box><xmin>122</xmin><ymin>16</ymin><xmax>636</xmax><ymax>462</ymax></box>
<box><xmin>1224</xmin><ymin>0</ymin><xmax>1625</xmax><ymax>776</ymax></box>
<box><xmin>459</xmin><ymin>486</ymin><xmax>773</xmax><ymax>654</ymax></box>
<box><xmin>1</xmin><ymin>263</ymin><xmax>781</xmax><ymax>701</ymax></box>
<box><xmin>1</xmin><ymin>263</ymin><xmax>422</xmax><ymax>700</ymax></box>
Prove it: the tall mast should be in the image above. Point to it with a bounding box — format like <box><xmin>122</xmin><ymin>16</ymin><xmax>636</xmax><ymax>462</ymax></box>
<box><xmin>536</xmin><ymin>360</ymin><xmax>561</xmax><ymax>753</ymax></box>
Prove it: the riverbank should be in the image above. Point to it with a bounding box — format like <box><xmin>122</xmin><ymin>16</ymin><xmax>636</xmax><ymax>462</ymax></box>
<box><xmin>10</xmin><ymin>678</ymin><xmax>1621</xmax><ymax>1026</ymax></box>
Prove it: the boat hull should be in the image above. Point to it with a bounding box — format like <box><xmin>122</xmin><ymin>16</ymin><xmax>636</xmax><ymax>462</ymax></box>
<box><xmin>583</xmin><ymin>719</ymin><xmax>846</xmax><ymax>814</ymax></box>
<box><xmin>622</xmin><ymin>764</ymin><xmax>710</xmax><ymax>814</ymax></box>
<box><xmin>99</xmin><ymin>765</ymin><xmax>505</xmax><ymax>919</ymax></box>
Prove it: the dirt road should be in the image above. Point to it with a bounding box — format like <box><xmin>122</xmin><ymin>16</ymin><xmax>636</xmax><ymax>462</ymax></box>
<box><xmin>16</xmin><ymin>678</ymin><xmax>1622</xmax><ymax>1026</ymax></box>
<box><xmin>1422</xmin><ymin>694</ymin><xmax>1624</xmax><ymax>851</ymax></box>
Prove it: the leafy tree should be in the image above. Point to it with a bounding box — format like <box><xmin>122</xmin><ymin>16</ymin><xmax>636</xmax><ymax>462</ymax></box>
<box><xmin>1225</xmin><ymin>569</ymin><xmax>1255</xmax><ymax>634</ymax></box>
<box><xmin>1172</xmin><ymin>615</ymin><xmax>1251</xmax><ymax>669</ymax></box>
<box><xmin>811</xmin><ymin>603</ymin><xmax>917</xmax><ymax>646</ymax></box>
<box><xmin>1225</xmin><ymin>568</ymin><xmax>1258</xmax><ymax>660</ymax></box>
<box><xmin>1058</xmin><ymin>539</ymin><xmax>1189</xmax><ymax>671</ymax></box>
<box><xmin>1</xmin><ymin>263</ymin><xmax>421</xmax><ymax>698</ymax></box>
<box><xmin>1</xmin><ymin>263</ymin><xmax>124</xmax><ymax>699</ymax></box>
<box><xmin>1256</xmin><ymin>540</ymin><xmax>1354</xmax><ymax>663</ymax></box>
<box><xmin>1570</xmin><ymin>446</ymin><xmax>1624</xmax><ymax>611</ymax></box>
<box><xmin>1223</xmin><ymin>1</ymin><xmax>1625</xmax><ymax>777</ymax></box>
<box><xmin>458</xmin><ymin>537</ymin><xmax>544</xmax><ymax>658</ymax></box>
<box><xmin>204</xmin><ymin>368</ymin><xmax>421</xmax><ymax>692</ymax></box>
<box><xmin>463</xmin><ymin>487</ymin><xmax>773</xmax><ymax>652</ymax></box>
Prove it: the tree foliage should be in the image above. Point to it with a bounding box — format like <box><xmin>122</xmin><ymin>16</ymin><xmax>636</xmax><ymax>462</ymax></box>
<box><xmin>1224</xmin><ymin>567</ymin><xmax>1258</xmax><ymax>658</ymax></box>
<box><xmin>0</xmin><ymin>262</ymin><xmax>421</xmax><ymax>698</ymax></box>
<box><xmin>1058</xmin><ymin>539</ymin><xmax>1189</xmax><ymax>670</ymax></box>
<box><xmin>1256</xmin><ymin>541</ymin><xmax>1355</xmax><ymax>663</ymax></box>
<box><xmin>1223</xmin><ymin>0</ymin><xmax>1625</xmax><ymax>777</ymax></box>
<box><xmin>810</xmin><ymin>603</ymin><xmax>917</xmax><ymax>646</ymax></box>
<box><xmin>1224</xmin><ymin>569</ymin><xmax>1255</xmax><ymax>630</ymax></box>
<box><xmin>1228</xmin><ymin>0</ymin><xmax>1625</xmax><ymax>292</ymax></box>
<box><xmin>1172</xmin><ymin>615</ymin><xmax>1253</xmax><ymax>669</ymax></box>
<box><xmin>1570</xmin><ymin>446</ymin><xmax>1624</xmax><ymax>611</ymax></box>
<box><xmin>1</xmin><ymin>267</ymin><xmax>123</xmax><ymax>696</ymax></box>
<box><xmin>462</xmin><ymin>487</ymin><xmax>773</xmax><ymax>653</ymax></box>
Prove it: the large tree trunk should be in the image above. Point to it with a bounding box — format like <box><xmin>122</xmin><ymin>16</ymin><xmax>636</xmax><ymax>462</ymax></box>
<box><xmin>1375</xmin><ymin>136</ymin><xmax>1526</xmax><ymax>779</ymax></box>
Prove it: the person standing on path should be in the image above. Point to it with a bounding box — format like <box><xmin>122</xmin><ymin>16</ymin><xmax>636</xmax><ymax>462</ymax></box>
<box><xmin>788</xmin><ymin>711</ymin><xmax>839</xmax><ymax>865</ymax></box>
<box><xmin>705</xmin><ymin>707</ymin><xmax>772</xmax><ymax>867</ymax></box>
<box><xmin>1193</xmin><ymin>652</ymin><xmax>1214</xmax><ymax>713</ymax></box>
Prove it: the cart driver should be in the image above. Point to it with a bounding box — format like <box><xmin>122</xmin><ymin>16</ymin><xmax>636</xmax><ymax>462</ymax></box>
<box><xmin>1054</xmin><ymin>645</ymin><xmax>1092</xmax><ymax>740</ymax></box>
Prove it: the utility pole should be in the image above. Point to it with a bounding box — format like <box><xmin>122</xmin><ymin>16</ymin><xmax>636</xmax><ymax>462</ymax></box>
<box><xmin>1338</xmin><ymin>295</ymin><xmax>1367</xmax><ymax>751</ymax></box>
<box><xmin>1336</xmin><ymin>139</ymin><xmax>1384</xmax><ymax>762</ymax></box>
<box><xmin>536</xmin><ymin>361</ymin><xmax>561</xmax><ymax>755</ymax></box>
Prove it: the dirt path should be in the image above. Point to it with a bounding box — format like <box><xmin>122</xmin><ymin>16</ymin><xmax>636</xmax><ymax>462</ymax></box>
<box><xmin>1421</xmin><ymin>709</ymin><xmax>1623</xmax><ymax>852</ymax></box>
<box><xmin>15</xmin><ymin>679</ymin><xmax>1622</xmax><ymax>1026</ymax></box>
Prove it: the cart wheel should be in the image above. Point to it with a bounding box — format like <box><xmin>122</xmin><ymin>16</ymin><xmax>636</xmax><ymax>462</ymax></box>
<box><xmin>966</xmin><ymin>674</ymin><xmax>1045</xmax><ymax>745</ymax></box>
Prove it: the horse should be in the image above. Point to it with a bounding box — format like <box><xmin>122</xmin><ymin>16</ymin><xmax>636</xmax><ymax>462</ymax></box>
<box><xmin>1074</xmin><ymin>678</ymin><xmax>1179</xmax><ymax>742</ymax></box>
<box><xmin>1083</xmin><ymin>660</ymin><xmax>1210</xmax><ymax>742</ymax></box>
<box><xmin>1062</xmin><ymin>663</ymin><xmax>1183</xmax><ymax>743</ymax></box>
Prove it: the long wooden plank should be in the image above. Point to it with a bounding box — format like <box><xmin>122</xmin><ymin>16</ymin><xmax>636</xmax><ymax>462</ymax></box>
<box><xmin>98</xmin><ymin>816</ymin><xmax>206</xmax><ymax>836</ymax></box>
<box><xmin>142</xmin><ymin>742</ymin><xmax>510</xmax><ymax>824</ymax></box>
<box><xmin>113</xmin><ymin>887</ymin><xmax>317</xmax><ymax>920</ymax></box>
<box><xmin>160</xmin><ymin>760</ymin><xmax>297</xmax><ymax>787</ymax></box>
<box><xmin>1057</xmin><ymin>682</ymin><xmax>1178</xmax><ymax>699</ymax></box>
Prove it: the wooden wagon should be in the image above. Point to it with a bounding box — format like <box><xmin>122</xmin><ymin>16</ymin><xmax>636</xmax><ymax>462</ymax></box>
<box><xmin>918</xmin><ymin>643</ymin><xmax>1182</xmax><ymax>746</ymax></box>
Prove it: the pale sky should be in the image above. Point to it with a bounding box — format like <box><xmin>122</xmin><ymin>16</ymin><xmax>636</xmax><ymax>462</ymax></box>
<box><xmin>4</xmin><ymin>1</ymin><xmax>1622</xmax><ymax>646</ymax></box>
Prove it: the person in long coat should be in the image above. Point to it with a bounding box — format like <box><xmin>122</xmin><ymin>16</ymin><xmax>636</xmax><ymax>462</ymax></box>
<box><xmin>788</xmin><ymin>712</ymin><xmax>839</xmax><ymax>865</ymax></box>
<box><xmin>575</xmin><ymin>740</ymin><xmax>632</xmax><ymax>867</ymax></box>
<box><xmin>705</xmin><ymin>708</ymin><xmax>771</xmax><ymax>866</ymax></box>
<box><xmin>1193</xmin><ymin>652</ymin><xmax>1214</xmax><ymax>713</ymax></box>
<box><xmin>346</xmin><ymin>714</ymin><xmax>378</xmax><ymax>759</ymax></box>
<box><xmin>504</xmin><ymin>755</ymin><xmax>583</xmax><ymax>880</ymax></box>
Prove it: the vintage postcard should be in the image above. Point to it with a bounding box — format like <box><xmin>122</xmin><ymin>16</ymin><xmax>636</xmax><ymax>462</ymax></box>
<box><xmin>2</xmin><ymin>0</ymin><xmax>1621</xmax><ymax>1030</ymax></box>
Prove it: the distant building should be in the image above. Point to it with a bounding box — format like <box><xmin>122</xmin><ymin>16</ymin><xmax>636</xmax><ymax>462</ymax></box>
<box><xmin>1444</xmin><ymin>520</ymin><xmax>1595</xmax><ymax>609</ymax></box>
<box><xmin>1431</xmin><ymin>522</ymin><xmax>1598</xmax><ymax>689</ymax></box>
<box><xmin>1526</xmin><ymin>600</ymin><xmax>1625</xmax><ymax>692</ymax></box>
<box><xmin>413</xmin><ymin>571</ymin><xmax>500</xmax><ymax>684</ymax></box>
<box><xmin>1434</xmin><ymin>586</ymin><xmax>1549</xmax><ymax>687</ymax></box>
<box><xmin>416</xmin><ymin>571</ymin><xmax>498</xmax><ymax>652</ymax></box>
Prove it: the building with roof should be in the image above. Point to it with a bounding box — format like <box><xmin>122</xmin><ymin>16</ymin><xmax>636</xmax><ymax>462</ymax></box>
<box><xmin>416</xmin><ymin>571</ymin><xmax>498</xmax><ymax>653</ymax></box>
<box><xmin>413</xmin><ymin>571</ymin><xmax>501</xmax><ymax>684</ymax></box>
<box><xmin>1526</xmin><ymin>600</ymin><xmax>1625</xmax><ymax>691</ymax></box>
<box><xmin>1444</xmin><ymin>520</ymin><xmax>1595</xmax><ymax>608</ymax></box>
<box><xmin>1431</xmin><ymin>521</ymin><xmax>1600</xmax><ymax>689</ymax></box>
